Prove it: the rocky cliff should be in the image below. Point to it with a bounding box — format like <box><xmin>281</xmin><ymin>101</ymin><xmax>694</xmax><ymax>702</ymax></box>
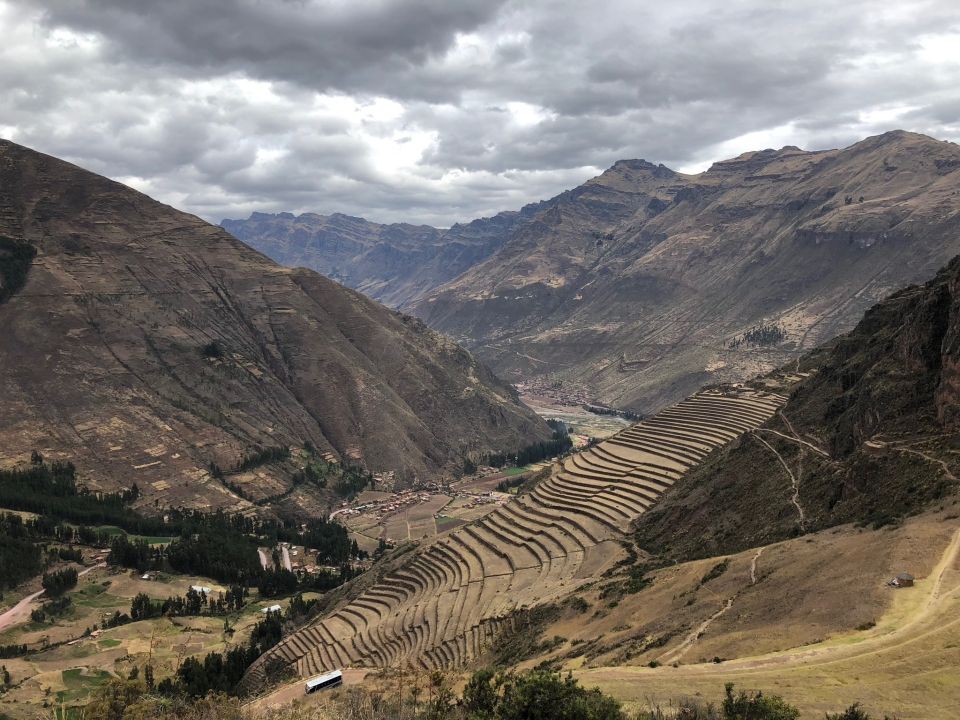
<box><xmin>634</xmin><ymin>255</ymin><xmax>960</xmax><ymax>562</ymax></box>
<box><xmin>0</xmin><ymin>140</ymin><xmax>550</xmax><ymax>515</ymax></box>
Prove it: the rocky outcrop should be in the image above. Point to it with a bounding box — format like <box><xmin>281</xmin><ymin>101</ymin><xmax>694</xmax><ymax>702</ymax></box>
<box><xmin>0</xmin><ymin>140</ymin><xmax>550</xmax><ymax>513</ymax></box>
<box><xmin>634</xmin><ymin>255</ymin><xmax>960</xmax><ymax>563</ymax></box>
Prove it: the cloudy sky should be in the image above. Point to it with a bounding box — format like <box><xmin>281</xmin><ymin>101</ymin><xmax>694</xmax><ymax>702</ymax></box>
<box><xmin>3</xmin><ymin>1</ymin><xmax>959</xmax><ymax>226</ymax></box>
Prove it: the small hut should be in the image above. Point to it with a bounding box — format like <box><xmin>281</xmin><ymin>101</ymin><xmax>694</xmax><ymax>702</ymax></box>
<box><xmin>889</xmin><ymin>572</ymin><xmax>914</xmax><ymax>588</ymax></box>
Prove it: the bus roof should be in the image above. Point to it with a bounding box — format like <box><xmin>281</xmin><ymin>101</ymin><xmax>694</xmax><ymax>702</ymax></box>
<box><xmin>305</xmin><ymin>669</ymin><xmax>342</xmax><ymax>687</ymax></box>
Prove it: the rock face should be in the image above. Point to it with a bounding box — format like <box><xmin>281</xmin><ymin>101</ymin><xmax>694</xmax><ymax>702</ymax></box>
<box><xmin>232</xmin><ymin>131</ymin><xmax>960</xmax><ymax>414</ymax></box>
<box><xmin>634</xmin><ymin>255</ymin><xmax>960</xmax><ymax>563</ymax></box>
<box><xmin>0</xmin><ymin>140</ymin><xmax>550</xmax><ymax>512</ymax></box>
<box><xmin>221</xmin><ymin>201</ymin><xmax>547</xmax><ymax>308</ymax></box>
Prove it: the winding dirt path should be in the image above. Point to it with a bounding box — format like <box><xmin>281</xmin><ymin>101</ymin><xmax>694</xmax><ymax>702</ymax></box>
<box><xmin>659</xmin><ymin>546</ymin><xmax>768</xmax><ymax>665</ymax></box>
<box><xmin>753</xmin><ymin>433</ymin><xmax>806</xmax><ymax>530</ymax></box>
<box><xmin>749</xmin><ymin>546</ymin><xmax>764</xmax><ymax>585</ymax></box>
<box><xmin>0</xmin><ymin>562</ymin><xmax>105</xmax><ymax>634</ymax></box>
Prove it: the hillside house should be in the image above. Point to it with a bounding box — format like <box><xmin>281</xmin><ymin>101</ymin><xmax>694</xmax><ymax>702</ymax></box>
<box><xmin>889</xmin><ymin>572</ymin><xmax>914</xmax><ymax>588</ymax></box>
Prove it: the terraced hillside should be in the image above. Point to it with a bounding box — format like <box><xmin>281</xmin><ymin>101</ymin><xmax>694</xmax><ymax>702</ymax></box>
<box><xmin>242</xmin><ymin>387</ymin><xmax>785</xmax><ymax>692</ymax></box>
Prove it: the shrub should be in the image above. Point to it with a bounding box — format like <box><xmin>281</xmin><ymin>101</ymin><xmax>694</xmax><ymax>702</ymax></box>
<box><xmin>0</xmin><ymin>236</ymin><xmax>37</xmax><ymax>304</ymax></box>
<box><xmin>700</xmin><ymin>559</ymin><xmax>730</xmax><ymax>585</ymax></box>
<box><xmin>721</xmin><ymin>683</ymin><xmax>799</xmax><ymax>720</ymax></box>
<box><xmin>465</xmin><ymin>669</ymin><xmax>626</xmax><ymax>720</ymax></box>
<box><xmin>201</xmin><ymin>341</ymin><xmax>225</xmax><ymax>359</ymax></box>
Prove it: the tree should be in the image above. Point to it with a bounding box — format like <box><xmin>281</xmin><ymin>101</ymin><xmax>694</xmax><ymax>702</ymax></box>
<box><xmin>462</xmin><ymin>667</ymin><xmax>498</xmax><ymax>718</ymax></box>
<box><xmin>41</xmin><ymin>567</ymin><xmax>77</xmax><ymax>596</ymax></box>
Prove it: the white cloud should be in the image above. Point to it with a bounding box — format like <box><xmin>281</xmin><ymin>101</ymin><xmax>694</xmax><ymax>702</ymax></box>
<box><xmin>0</xmin><ymin>0</ymin><xmax>958</xmax><ymax>226</ymax></box>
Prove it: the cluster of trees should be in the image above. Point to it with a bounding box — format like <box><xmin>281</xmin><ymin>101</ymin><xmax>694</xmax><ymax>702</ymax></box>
<box><xmin>583</xmin><ymin>404</ymin><xmax>644</xmax><ymax>421</ymax></box>
<box><xmin>105</xmin><ymin>586</ymin><xmax>250</xmax><ymax>629</ymax></box>
<box><xmin>729</xmin><ymin>323</ymin><xmax>787</xmax><ymax>348</ymax></box>
<box><xmin>54</xmin><ymin>546</ymin><xmax>83</xmax><ymax>562</ymax></box>
<box><xmin>299</xmin><ymin>516</ymin><xmax>365</xmax><ymax>563</ymax></box>
<box><xmin>106</xmin><ymin>512</ymin><xmax>365</xmax><ymax>592</ymax></box>
<box><xmin>108</xmin><ymin>536</ymin><xmax>160</xmax><ymax>573</ymax></box>
<box><xmin>5</xmin><ymin>455</ymin><xmax>367</xmax><ymax>597</ymax></box>
<box><xmin>0</xmin><ymin>644</ymin><xmax>28</xmax><ymax>659</ymax></box>
<box><xmin>0</xmin><ymin>514</ymin><xmax>42</xmax><ymax>590</ymax></box>
<box><xmin>0</xmin><ymin>235</ymin><xmax>37</xmax><ymax>304</ymax></box>
<box><xmin>164</xmin><ymin>531</ymin><xmax>263</xmax><ymax>585</ymax></box>
<box><xmin>484</xmin><ymin>427</ymin><xmax>574</xmax><ymax>470</ymax></box>
<box><xmin>41</xmin><ymin>567</ymin><xmax>78</xmax><ymax>596</ymax></box>
<box><xmin>236</xmin><ymin>446</ymin><xmax>290</xmax><ymax>472</ymax></box>
<box><xmin>157</xmin><ymin>610</ymin><xmax>284</xmax><ymax>697</ymax></box>
<box><xmin>291</xmin><ymin>455</ymin><xmax>376</xmax><ymax>498</ymax></box>
<box><xmin>495</xmin><ymin>476</ymin><xmax>526</xmax><ymax>493</ymax></box>
<box><xmin>0</xmin><ymin>457</ymin><xmax>153</xmax><ymax>534</ymax></box>
<box><xmin>30</xmin><ymin>595</ymin><xmax>72</xmax><ymax>624</ymax></box>
<box><xmin>200</xmin><ymin>340</ymin><xmax>225</xmax><ymax>359</ymax></box>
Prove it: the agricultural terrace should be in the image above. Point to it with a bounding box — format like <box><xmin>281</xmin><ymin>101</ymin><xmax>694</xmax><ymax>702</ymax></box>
<box><xmin>240</xmin><ymin>387</ymin><xmax>785</xmax><ymax>693</ymax></box>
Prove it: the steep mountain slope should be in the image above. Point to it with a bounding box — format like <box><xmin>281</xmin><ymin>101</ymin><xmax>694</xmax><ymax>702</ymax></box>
<box><xmin>634</xmin><ymin>254</ymin><xmax>960</xmax><ymax>563</ymax></box>
<box><xmin>221</xmin><ymin>201</ymin><xmax>547</xmax><ymax>308</ymax></box>
<box><xmin>412</xmin><ymin>131</ymin><xmax>960</xmax><ymax>413</ymax></box>
<box><xmin>0</xmin><ymin>140</ymin><xmax>550</xmax><ymax>513</ymax></box>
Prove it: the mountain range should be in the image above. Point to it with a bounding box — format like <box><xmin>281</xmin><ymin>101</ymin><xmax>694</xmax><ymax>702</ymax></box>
<box><xmin>0</xmin><ymin>139</ymin><xmax>549</xmax><ymax>514</ymax></box>
<box><xmin>224</xmin><ymin>131</ymin><xmax>960</xmax><ymax>414</ymax></box>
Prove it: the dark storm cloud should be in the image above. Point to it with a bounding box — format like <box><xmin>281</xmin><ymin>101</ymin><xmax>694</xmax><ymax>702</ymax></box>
<box><xmin>2</xmin><ymin>0</ymin><xmax>959</xmax><ymax>225</ymax></box>
<box><xmin>38</xmin><ymin>0</ymin><xmax>509</xmax><ymax>102</ymax></box>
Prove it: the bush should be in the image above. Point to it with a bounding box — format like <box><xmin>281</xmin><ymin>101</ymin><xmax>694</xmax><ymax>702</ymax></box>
<box><xmin>464</xmin><ymin>669</ymin><xmax>626</xmax><ymax>720</ymax></box>
<box><xmin>825</xmin><ymin>704</ymin><xmax>894</xmax><ymax>720</ymax></box>
<box><xmin>201</xmin><ymin>341</ymin><xmax>225</xmax><ymax>359</ymax></box>
<box><xmin>721</xmin><ymin>683</ymin><xmax>799</xmax><ymax>720</ymax></box>
<box><xmin>0</xmin><ymin>236</ymin><xmax>37</xmax><ymax>304</ymax></box>
<box><xmin>700</xmin><ymin>559</ymin><xmax>730</xmax><ymax>585</ymax></box>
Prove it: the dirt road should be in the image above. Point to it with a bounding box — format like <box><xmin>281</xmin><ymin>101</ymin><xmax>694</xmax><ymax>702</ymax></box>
<box><xmin>0</xmin><ymin>562</ymin><xmax>106</xmax><ymax>634</ymax></box>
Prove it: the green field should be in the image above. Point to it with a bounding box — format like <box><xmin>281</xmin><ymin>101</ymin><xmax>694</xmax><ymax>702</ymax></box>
<box><xmin>435</xmin><ymin>514</ymin><xmax>464</xmax><ymax>531</ymax></box>
<box><xmin>56</xmin><ymin>668</ymin><xmax>113</xmax><ymax>704</ymax></box>
<box><xmin>501</xmin><ymin>466</ymin><xmax>531</xmax><ymax>477</ymax></box>
<box><xmin>91</xmin><ymin>525</ymin><xmax>174</xmax><ymax>545</ymax></box>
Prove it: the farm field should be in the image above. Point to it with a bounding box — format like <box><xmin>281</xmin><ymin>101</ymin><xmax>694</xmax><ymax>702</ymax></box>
<box><xmin>519</xmin><ymin>392</ymin><xmax>632</xmax><ymax>444</ymax></box>
<box><xmin>0</xmin><ymin>563</ymin><xmax>280</xmax><ymax>717</ymax></box>
<box><xmin>240</xmin><ymin>385</ymin><xmax>787</xmax><ymax>693</ymax></box>
<box><xmin>339</xmin><ymin>478</ymin><xmax>522</xmax><ymax>548</ymax></box>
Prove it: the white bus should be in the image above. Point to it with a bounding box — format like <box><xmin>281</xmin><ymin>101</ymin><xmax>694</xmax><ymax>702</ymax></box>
<box><xmin>304</xmin><ymin>669</ymin><xmax>343</xmax><ymax>694</ymax></box>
